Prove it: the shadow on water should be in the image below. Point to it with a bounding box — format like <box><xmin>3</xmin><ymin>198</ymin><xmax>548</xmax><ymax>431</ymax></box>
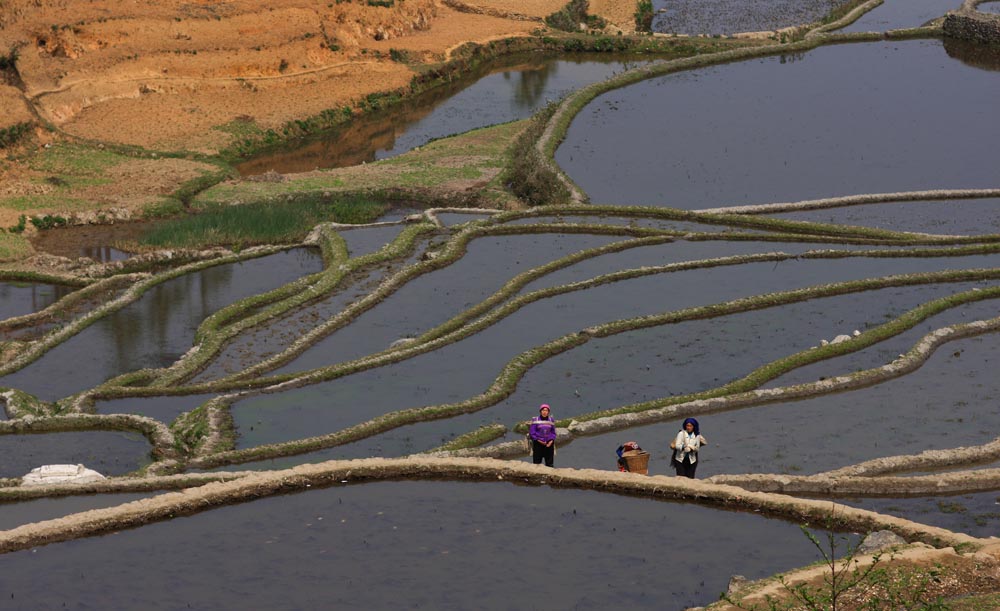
<box><xmin>0</xmin><ymin>282</ymin><xmax>75</xmax><ymax>320</ymax></box>
<box><xmin>944</xmin><ymin>36</ymin><xmax>1000</xmax><ymax>72</ymax></box>
<box><xmin>0</xmin><ymin>480</ymin><xmax>851</xmax><ymax>609</ymax></box>
<box><xmin>236</xmin><ymin>53</ymin><xmax>649</xmax><ymax>176</ymax></box>
<box><xmin>0</xmin><ymin>249</ymin><xmax>323</xmax><ymax>402</ymax></box>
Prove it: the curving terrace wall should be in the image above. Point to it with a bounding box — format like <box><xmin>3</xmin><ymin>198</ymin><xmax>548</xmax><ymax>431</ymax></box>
<box><xmin>943</xmin><ymin>4</ymin><xmax>1000</xmax><ymax>43</ymax></box>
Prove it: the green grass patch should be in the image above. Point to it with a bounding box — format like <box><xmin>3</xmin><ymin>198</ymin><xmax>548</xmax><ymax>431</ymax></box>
<box><xmin>27</xmin><ymin>143</ymin><xmax>125</xmax><ymax>175</ymax></box>
<box><xmin>139</xmin><ymin>196</ymin><xmax>390</xmax><ymax>248</ymax></box>
<box><xmin>0</xmin><ymin>232</ymin><xmax>34</xmax><ymax>262</ymax></box>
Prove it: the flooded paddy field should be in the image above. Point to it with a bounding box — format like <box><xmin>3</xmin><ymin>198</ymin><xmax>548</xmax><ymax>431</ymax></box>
<box><xmin>237</xmin><ymin>55</ymin><xmax>648</xmax><ymax>176</ymax></box>
<box><xmin>0</xmin><ymin>431</ymin><xmax>150</xmax><ymax>478</ymax></box>
<box><xmin>652</xmin><ymin>0</ymin><xmax>840</xmax><ymax>36</ymax></box>
<box><xmin>839</xmin><ymin>0</ymin><xmax>961</xmax><ymax>32</ymax></box>
<box><xmin>0</xmin><ymin>249</ymin><xmax>323</xmax><ymax>402</ymax></box>
<box><xmin>762</xmin><ymin>198</ymin><xmax>1000</xmax><ymax>235</ymax></box>
<box><xmin>93</xmin><ymin>393</ymin><xmax>218</xmax><ymax>424</ymax></box>
<box><xmin>765</xmin><ymin>294</ymin><xmax>1000</xmax><ymax>387</ymax></box>
<box><xmin>0</xmin><ymin>493</ymin><xmax>151</xmax><ymax>532</ymax></box>
<box><xmin>553</xmin><ymin>333</ymin><xmax>1000</xmax><ymax>477</ymax></box>
<box><xmin>842</xmin><ymin>491</ymin><xmax>1000</xmax><ymax>539</ymax></box>
<box><xmin>4</xmin><ymin>11</ymin><xmax>1000</xmax><ymax>603</ymax></box>
<box><xmin>557</xmin><ymin>40</ymin><xmax>1000</xmax><ymax>208</ymax></box>
<box><xmin>0</xmin><ymin>481</ymin><xmax>839</xmax><ymax>609</ymax></box>
<box><xmin>29</xmin><ymin>223</ymin><xmax>145</xmax><ymax>262</ymax></box>
<box><xmin>232</xmin><ymin>250</ymin><xmax>1000</xmax><ymax>451</ymax></box>
<box><xmin>0</xmin><ymin>281</ymin><xmax>74</xmax><ymax>321</ymax></box>
<box><xmin>981</xmin><ymin>1</ymin><xmax>1000</xmax><ymax>14</ymax></box>
<box><xmin>268</xmin><ymin>233</ymin><xmax>621</xmax><ymax>376</ymax></box>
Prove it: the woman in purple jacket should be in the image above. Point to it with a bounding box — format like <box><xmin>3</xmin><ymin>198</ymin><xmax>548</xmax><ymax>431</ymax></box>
<box><xmin>529</xmin><ymin>404</ymin><xmax>557</xmax><ymax>467</ymax></box>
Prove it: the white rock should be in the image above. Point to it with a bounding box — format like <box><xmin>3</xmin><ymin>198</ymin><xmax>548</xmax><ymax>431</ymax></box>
<box><xmin>852</xmin><ymin>330</ymin><xmax>861</xmax><ymax>337</ymax></box>
<box><xmin>820</xmin><ymin>339</ymin><xmax>829</xmax><ymax>346</ymax></box>
<box><xmin>831</xmin><ymin>334</ymin><xmax>852</xmax><ymax>344</ymax></box>
<box><xmin>22</xmin><ymin>464</ymin><xmax>106</xmax><ymax>486</ymax></box>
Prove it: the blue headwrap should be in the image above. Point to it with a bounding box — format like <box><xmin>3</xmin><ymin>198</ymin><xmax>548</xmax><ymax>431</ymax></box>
<box><xmin>682</xmin><ymin>417</ymin><xmax>700</xmax><ymax>435</ymax></box>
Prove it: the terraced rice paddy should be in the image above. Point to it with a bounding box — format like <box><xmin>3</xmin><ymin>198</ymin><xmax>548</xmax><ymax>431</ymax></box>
<box><xmin>2</xmin><ymin>1</ymin><xmax>999</xmax><ymax>607</ymax></box>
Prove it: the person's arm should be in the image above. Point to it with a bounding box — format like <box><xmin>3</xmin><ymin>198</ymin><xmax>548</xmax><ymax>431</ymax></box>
<box><xmin>698</xmin><ymin>434</ymin><xmax>707</xmax><ymax>446</ymax></box>
<box><xmin>673</xmin><ymin>431</ymin><xmax>686</xmax><ymax>453</ymax></box>
<box><xmin>528</xmin><ymin>420</ymin><xmax>539</xmax><ymax>442</ymax></box>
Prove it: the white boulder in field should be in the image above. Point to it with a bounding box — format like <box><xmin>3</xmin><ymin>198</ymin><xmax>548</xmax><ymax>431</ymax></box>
<box><xmin>21</xmin><ymin>464</ymin><xmax>106</xmax><ymax>486</ymax></box>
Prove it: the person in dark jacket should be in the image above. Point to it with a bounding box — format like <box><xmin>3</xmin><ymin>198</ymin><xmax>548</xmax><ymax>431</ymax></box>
<box><xmin>529</xmin><ymin>404</ymin><xmax>557</xmax><ymax>467</ymax></box>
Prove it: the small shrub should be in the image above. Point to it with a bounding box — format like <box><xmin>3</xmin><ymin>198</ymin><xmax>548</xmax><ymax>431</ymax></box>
<box><xmin>366</xmin><ymin>0</ymin><xmax>394</xmax><ymax>6</ymax></box>
<box><xmin>278</xmin><ymin>58</ymin><xmax>289</xmax><ymax>73</ymax></box>
<box><xmin>8</xmin><ymin>215</ymin><xmax>26</xmax><ymax>234</ymax></box>
<box><xmin>29</xmin><ymin>214</ymin><xmax>68</xmax><ymax>230</ymax></box>
<box><xmin>0</xmin><ymin>122</ymin><xmax>32</xmax><ymax>149</ymax></box>
<box><xmin>502</xmin><ymin>107</ymin><xmax>571</xmax><ymax>207</ymax></box>
<box><xmin>545</xmin><ymin>0</ymin><xmax>590</xmax><ymax>32</ymax></box>
<box><xmin>635</xmin><ymin>0</ymin><xmax>654</xmax><ymax>33</ymax></box>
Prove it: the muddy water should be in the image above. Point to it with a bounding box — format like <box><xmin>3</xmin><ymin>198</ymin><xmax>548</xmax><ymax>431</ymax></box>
<box><xmin>842</xmin><ymin>491</ymin><xmax>1000</xmax><ymax>539</ymax></box>
<box><xmin>232</xmin><ymin>253</ymin><xmax>1000</xmax><ymax>449</ymax></box>
<box><xmin>0</xmin><ymin>249</ymin><xmax>323</xmax><ymax>402</ymax></box>
<box><xmin>0</xmin><ymin>430</ymin><xmax>151</xmax><ymax>478</ymax></box>
<box><xmin>269</xmin><ymin>233</ymin><xmax>621</xmax><ymax>376</ymax></box>
<box><xmin>29</xmin><ymin>223</ymin><xmax>144</xmax><ymax>261</ymax></box>
<box><xmin>981</xmin><ymin>1</ymin><xmax>1000</xmax><ymax>13</ymax></box>
<box><xmin>765</xmin><ymin>198</ymin><xmax>1000</xmax><ymax>235</ymax></box>
<box><xmin>558</xmin><ymin>40</ymin><xmax>1000</xmax><ymax>208</ymax></box>
<box><xmin>0</xmin><ymin>282</ymin><xmax>75</xmax><ymax>320</ymax></box>
<box><xmin>0</xmin><ymin>480</ymin><xmax>843</xmax><ymax>609</ymax></box>
<box><xmin>94</xmin><ymin>393</ymin><xmax>217</xmax><ymax>424</ymax></box>
<box><xmin>653</xmin><ymin>0</ymin><xmax>839</xmax><ymax>35</ymax></box>
<box><xmin>0</xmin><ymin>493</ymin><xmax>150</xmax><ymax>531</ymax></box>
<box><xmin>554</xmin><ymin>333</ymin><xmax>1000</xmax><ymax>477</ymax></box>
<box><xmin>839</xmin><ymin>0</ymin><xmax>960</xmax><ymax>32</ymax></box>
<box><xmin>765</xmin><ymin>295</ymin><xmax>1000</xmax><ymax>387</ymax></box>
<box><xmin>237</xmin><ymin>55</ymin><xmax>648</xmax><ymax>176</ymax></box>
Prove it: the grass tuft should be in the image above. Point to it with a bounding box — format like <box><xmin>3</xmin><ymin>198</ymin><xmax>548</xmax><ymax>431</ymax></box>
<box><xmin>139</xmin><ymin>196</ymin><xmax>390</xmax><ymax>248</ymax></box>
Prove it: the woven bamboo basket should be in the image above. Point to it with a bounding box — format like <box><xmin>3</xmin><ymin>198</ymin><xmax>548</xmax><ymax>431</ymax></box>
<box><xmin>620</xmin><ymin>450</ymin><xmax>650</xmax><ymax>475</ymax></box>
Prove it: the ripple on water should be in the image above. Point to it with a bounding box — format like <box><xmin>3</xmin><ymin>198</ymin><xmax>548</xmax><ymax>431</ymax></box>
<box><xmin>762</xmin><ymin>198</ymin><xmax>1000</xmax><ymax>236</ymax></box>
<box><xmin>554</xmin><ymin>333</ymin><xmax>1000</xmax><ymax>477</ymax></box>
<box><xmin>557</xmin><ymin>40</ymin><xmax>1000</xmax><ymax>208</ymax></box>
<box><xmin>654</xmin><ymin>0</ymin><xmax>840</xmax><ymax>35</ymax></box>
<box><xmin>231</xmin><ymin>252</ymin><xmax>1000</xmax><ymax>450</ymax></box>
<box><xmin>0</xmin><ymin>480</ymin><xmax>849</xmax><ymax>609</ymax></box>
<box><xmin>839</xmin><ymin>0</ymin><xmax>961</xmax><ymax>32</ymax></box>
<box><xmin>0</xmin><ymin>430</ymin><xmax>151</xmax><ymax>478</ymax></box>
